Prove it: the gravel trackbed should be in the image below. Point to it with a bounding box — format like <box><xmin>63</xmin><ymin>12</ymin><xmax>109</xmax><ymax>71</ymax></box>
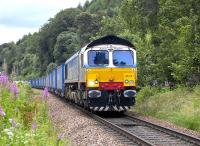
<box><xmin>46</xmin><ymin>92</ymin><xmax>127</xmax><ymax>146</ymax></box>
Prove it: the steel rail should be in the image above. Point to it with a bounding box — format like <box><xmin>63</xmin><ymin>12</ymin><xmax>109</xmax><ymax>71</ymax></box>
<box><xmin>68</xmin><ymin>102</ymin><xmax>153</xmax><ymax>146</ymax></box>
<box><xmin>89</xmin><ymin>113</ymin><xmax>154</xmax><ymax>146</ymax></box>
<box><xmin>63</xmin><ymin>100</ymin><xmax>200</xmax><ymax>146</ymax></box>
<box><xmin>125</xmin><ymin>113</ymin><xmax>200</xmax><ymax>146</ymax></box>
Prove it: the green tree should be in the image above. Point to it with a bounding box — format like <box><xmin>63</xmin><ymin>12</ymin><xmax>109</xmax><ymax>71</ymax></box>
<box><xmin>53</xmin><ymin>31</ymin><xmax>79</xmax><ymax>64</ymax></box>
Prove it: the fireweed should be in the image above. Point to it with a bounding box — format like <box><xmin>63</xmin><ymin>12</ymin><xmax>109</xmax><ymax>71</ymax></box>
<box><xmin>0</xmin><ymin>74</ymin><xmax>8</xmax><ymax>87</ymax></box>
<box><xmin>42</xmin><ymin>87</ymin><xmax>49</xmax><ymax>101</ymax></box>
<box><xmin>0</xmin><ymin>76</ymin><xmax>67</xmax><ymax>145</ymax></box>
<box><xmin>32</xmin><ymin>121</ymin><xmax>37</xmax><ymax>131</ymax></box>
<box><xmin>10</xmin><ymin>82</ymin><xmax>19</xmax><ymax>98</ymax></box>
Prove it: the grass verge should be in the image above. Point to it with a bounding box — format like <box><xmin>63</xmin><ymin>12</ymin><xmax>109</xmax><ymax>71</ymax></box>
<box><xmin>133</xmin><ymin>85</ymin><xmax>200</xmax><ymax>132</ymax></box>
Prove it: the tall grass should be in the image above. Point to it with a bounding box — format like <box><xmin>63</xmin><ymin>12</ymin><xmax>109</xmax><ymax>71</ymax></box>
<box><xmin>0</xmin><ymin>75</ymin><xmax>69</xmax><ymax>145</ymax></box>
<box><xmin>133</xmin><ymin>85</ymin><xmax>200</xmax><ymax>132</ymax></box>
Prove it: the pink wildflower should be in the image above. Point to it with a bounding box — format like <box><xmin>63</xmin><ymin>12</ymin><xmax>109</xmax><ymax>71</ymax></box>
<box><xmin>57</xmin><ymin>133</ymin><xmax>63</xmax><ymax>146</ymax></box>
<box><xmin>0</xmin><ymin>106</ymin><xmax>6</xmax><ymax>117</ymax></box>
<box><xmin>42</xmin><ymin>87</ymin><xmax>49</xmax><ymax>100</ymax></box>
<box><xmin>57</xmin><ymin>133</ymin><xmax>63</xmax><ymax>140</ymax></box>
<box><xmin>0</xmin><ymin>74</ymin><xmax>8</xmax><ymax>86</ymax></box>
<box><xmin>32</xmin><ymin>122</ymin><xmax>37</xmax><ymax>130</ymax></box>
<box><xmin>10</xmin><ymin>82</ymin><xmax>19</xmax><ymax>97</ymax></box>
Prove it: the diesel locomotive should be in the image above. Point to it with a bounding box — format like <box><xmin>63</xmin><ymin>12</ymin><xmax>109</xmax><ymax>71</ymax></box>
<box><xmin>30</xmin><ymin>35</ymin><xmax>137</xmax><ymax>112</ymax></box>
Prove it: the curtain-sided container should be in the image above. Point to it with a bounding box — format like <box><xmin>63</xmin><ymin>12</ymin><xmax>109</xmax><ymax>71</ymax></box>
<box><xmin>36</xmin><ymin>79</ymin><xmax>38</xmax><ymax>87</ymax></box>
<box><xmin>45</xmin><ymin>76</ymin><xmax>48</xmax><ymax>87</ymax></box>
<box><xmin>47</xmin><ymin>74</ymin><xmax>49</xmax><ymax>87</ymax></box>
<box><xmin>29</xmin><ymin>80</ymin><xmax>33</xmax><ymax>87</ymax></box>
<box><xmin>43</xmin><ymin>77</ymin><xmax>46</xmax><ymax>88</ymax></box>
<box><xmin>52</xmin><ymin>69</ymin><xmax>57</xmax><ymax>89</ymax></box>
<box><xmin>56</xmin><ymin>64</ymin><xmax>65</xmax><ymax>95</ymax></box>
<box><xmin>39</xmin><ymin>78</ymin><xmax>41</xmax><ymax>87</ymax></box>
<box><xmin>33</xmin><ymin>80</ymin><xmax>35</xmax><ymax>87</ymax></box>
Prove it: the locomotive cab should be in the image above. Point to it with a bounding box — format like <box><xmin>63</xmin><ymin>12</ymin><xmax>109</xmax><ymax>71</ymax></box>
<box><xmin>82</xmin><ymin>45</ymin><xmax>137</xmax><ymax>111</ymax></box>
<box><xmin>65</xmin><ymin>35</ymin><xmax>137</xmax><ymax>112</ymax></box>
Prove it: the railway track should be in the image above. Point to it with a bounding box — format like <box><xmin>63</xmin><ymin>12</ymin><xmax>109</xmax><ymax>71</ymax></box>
<box><xmin>49</xmin><ymin>92</ymin><xmax>200</xmax><ymax>146</ymax></box>
<box><xmin>89</xmin><ymin>112</ymin><xmax>200</xmax><ymax>146</ymax></box>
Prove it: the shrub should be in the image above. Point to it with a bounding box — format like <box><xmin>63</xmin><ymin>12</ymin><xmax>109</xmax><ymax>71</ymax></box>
<box><xmin>136</xmin><ymin>86</ymin><xmax>158</xmax><ymax>103</ymax></box>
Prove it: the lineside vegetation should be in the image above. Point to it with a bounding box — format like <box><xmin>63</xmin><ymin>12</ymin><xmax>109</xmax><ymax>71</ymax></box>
<box><xmin>0</xmin><ymin>74</ymin><xmax>69</xmax><ymax>145</ymax></box>
<box><xmin>0</xmin><ymin>0</ymin><xmax>199</xmax><ymax>133</ymax></box>
<box><xmin>134</xmin><ymin>85</ymin><xmax>200</xmax><ymax>132</ymax></box>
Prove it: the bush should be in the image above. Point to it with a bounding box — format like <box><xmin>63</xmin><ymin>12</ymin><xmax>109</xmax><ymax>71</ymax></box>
<box><xmin>136</xmin><ymin>86</ymin><xmax>158</xmax><ymax>103</ymax></box>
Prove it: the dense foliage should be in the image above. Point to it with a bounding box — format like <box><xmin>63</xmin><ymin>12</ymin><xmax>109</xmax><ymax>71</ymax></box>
<box><xmin>0</xmin><ymin>74</ymin><xmax>68</xmax><ymax>145</ymax></box>
<box><xmin>0</xmin><ymin>0</ymin><xmax>199</xmax><ymax>86</ymax></box>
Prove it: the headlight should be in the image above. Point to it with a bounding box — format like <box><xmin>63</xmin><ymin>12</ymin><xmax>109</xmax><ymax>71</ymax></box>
<box><xmin>88</xmin><ymin>80</ymin><xmax>99</xmax><ymax>87</ymax></box>
<box><xmin>125</xmin><ymin>80</ymin><xmax>129</xmax><ymax>83</ymax></box>
<box><xmin>89</xmin><ymin>81</ymin><xmax>95</xmax><ymax>86</ymax></box>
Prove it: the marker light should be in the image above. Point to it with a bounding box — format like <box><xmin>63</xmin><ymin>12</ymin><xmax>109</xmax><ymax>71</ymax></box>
<box><xmin>130</xmin><ymin>80</ymin><xmax>134</xmax><ymax>85</ymax></box>
<box><xmin>95</xmin><ymin>80</ymin><xmax>99</xmax><ymax>84</ymax></box>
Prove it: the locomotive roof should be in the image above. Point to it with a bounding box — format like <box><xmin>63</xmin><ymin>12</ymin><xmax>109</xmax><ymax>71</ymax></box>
<box><xmin>65</xmin><ymin>35</ymin><xmax>136</xmax><ymax>64</ymax></box>
<box><xmin>86</xmin><ymin>35</ymin><xmax>135</xmax><ymax>49</ymax></box>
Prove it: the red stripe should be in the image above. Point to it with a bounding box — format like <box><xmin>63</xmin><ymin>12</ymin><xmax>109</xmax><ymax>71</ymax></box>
<box><xmin>99</xmin><ymin>82</ymin><xmax>124</xmax><ymax>90</ymax></box>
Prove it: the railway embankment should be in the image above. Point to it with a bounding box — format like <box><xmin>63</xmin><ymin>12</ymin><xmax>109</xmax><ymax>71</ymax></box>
<box><xmin>132</xmin><ymin>85</ymin><xmax>200</xmax><ymax>136</ymax></box>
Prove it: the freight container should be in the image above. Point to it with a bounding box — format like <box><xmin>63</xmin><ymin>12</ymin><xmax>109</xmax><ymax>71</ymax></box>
<box><xmin>56</xmin><ymin>64</ymin><xmax>65</xmax><ymax>96</ymax></box>
<box><xmin>52</xmin><ymin>69</ymin><xmax>57</xmax><ymax>89</ymax></box>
